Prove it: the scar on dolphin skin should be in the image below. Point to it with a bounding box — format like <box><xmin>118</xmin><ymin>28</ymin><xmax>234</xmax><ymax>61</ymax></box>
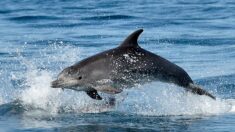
<box><xmin>51</xmin><ymin>29</ymin><xmax>216</xmax><ymax>100</ymax></box>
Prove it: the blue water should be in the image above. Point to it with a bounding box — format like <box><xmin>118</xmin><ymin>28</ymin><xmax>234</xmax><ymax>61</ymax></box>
<box><xmin>0</xmin><ymin>0</ymin><xmax>235</xmax><ymax>131</ymax></box>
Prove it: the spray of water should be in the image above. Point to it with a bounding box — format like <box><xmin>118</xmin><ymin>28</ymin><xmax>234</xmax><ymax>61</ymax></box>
<box><xmin>116</xmin><ymin>82</ymin><xmax>234</xmax><ymax>115</ymax></box>
<box><xmin>1</xmin><ymin>42</ymin><xmax>234</xmax><ymax>116</ymax></box>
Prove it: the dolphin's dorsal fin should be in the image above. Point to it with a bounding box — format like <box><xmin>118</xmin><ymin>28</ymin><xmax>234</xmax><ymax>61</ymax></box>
<box><xmin>119</xmin><ymin>29</ymin><xmax>143</xmax><ymax>48</ymax></box>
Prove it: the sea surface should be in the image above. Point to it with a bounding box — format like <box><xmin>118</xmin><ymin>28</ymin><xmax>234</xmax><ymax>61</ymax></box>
<box><xmin>0</xmin><ymin>0</ymin><xmax>235</xmax><ymax>131</ymax></box>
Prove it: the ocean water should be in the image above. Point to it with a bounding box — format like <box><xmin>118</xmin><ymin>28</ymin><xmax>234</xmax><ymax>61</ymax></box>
<box><xmin>0</xmin><ymin>0</ymin><xmax>235</xmax><ymax>131</ymax></box>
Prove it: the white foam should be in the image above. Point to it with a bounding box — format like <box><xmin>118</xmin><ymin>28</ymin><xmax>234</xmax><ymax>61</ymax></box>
<box><xmin>226</xmin><ymin>99</ymin><xmax>235</xmax><ymax>113</ymax></box>
<box><xmin>20</xmin><ymin>69</ymin><xmax>60</xmax><ymax>114</ymax></box>
<box><xmin>15</xmin><ymin>44</ymin><xmax>235</xmax><ymax>116</ymax></box>
<box><xmin>20</xmin><ymin>67</ymin><xmax>115</xmax><ymax>115</ymax></box>
<box><xmin>0</xmin><ymin>96</ymin><xmax>3</xmax><ymax>105</ymax></box>
<box><xmin>115</xmin><ymin>82</ymin><xmax>233</xmax><ymax>116</ymax></box>
<box><xmin>18</xmin><ymin>45</ymin><xmax>115</xmax><ymax>115</ymax></box>
<box><xmin>20</xmin><ymin>67</ymin><xmax>234</xmax><ymax>116</ymax></box>
<box><xmin>0</xmin><ymin>69</ymin><xmax>4</xmax><ymax>105</ymax></box>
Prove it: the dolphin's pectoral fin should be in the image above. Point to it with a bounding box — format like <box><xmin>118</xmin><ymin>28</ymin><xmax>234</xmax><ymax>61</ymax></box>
<box><xmin>86</xmin><ymin>89</ymin><xmax>102</xmax><ymax>100</ymax></box>
<box><xmin>95</xmin><ymin>85</ymin><xmax>122</xmax><ymax>94</ymax></box>
<box><xmin>187</xmin><ymin>83</ymin><xmax>216</xmax><ymax>100</ymax></box>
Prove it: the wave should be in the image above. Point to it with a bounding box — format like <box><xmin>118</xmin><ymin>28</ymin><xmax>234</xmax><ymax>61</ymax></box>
<box><xmin>0</xmin><ymin>10</ymin><xmax>11</xmax><ymax>14</ymax></box>
<box><xmin>81</xmin><ymin>15</ymin><xmax>137</xmax><ymax>20</ymax></box>
<box><xmin>0</xmin><ymin>82</ymin><xmax>234</xmax><ymax>117</ymax></box>
<box><xmin>152</xmin><ymin>38</ymin><xmax>235</xmax><ymax>46</ymax></box>
<box><xmin>8</xmin><ymin>15</ymin><xmax>62</xmax><ymax>22</ymax></box>
<box><xmin>0</xmin><ymin>43</ymin><xmax>234</xmax><ymax>118</ymax></box>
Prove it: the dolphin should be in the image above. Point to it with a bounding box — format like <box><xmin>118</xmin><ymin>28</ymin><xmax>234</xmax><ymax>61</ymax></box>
<box><xmin>51</xmin><ymin>29</ymin><xmax>215</xmax><ymax>100</ymax></box>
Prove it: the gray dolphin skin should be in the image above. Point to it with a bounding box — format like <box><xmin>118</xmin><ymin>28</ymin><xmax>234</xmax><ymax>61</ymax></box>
<box><xmin>51</xmin><ymin>29</ymin><xmax>215</xmax><ymax>100</ymax></box>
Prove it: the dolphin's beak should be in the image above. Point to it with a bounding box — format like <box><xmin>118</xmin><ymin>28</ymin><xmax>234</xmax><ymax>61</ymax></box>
<box><xmin>51</xmin><ymin>79</ymin><xmax>77</xmax><ymax>91</ymax></box>
<box><xmin>51</xmin><ymin>79</ymin><xmax>63</xmax><ymax>88</ymax></box>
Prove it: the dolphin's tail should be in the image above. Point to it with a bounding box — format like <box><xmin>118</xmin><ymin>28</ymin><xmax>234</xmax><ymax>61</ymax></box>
<box><xmin>187</xmin><ymin>83</ymin><xmax>216</xmax><ymax>100</ymax></box>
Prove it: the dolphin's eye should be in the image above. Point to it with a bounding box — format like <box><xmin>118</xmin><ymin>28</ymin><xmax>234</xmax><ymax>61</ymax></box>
<box><xmin>78</xmin><ymin>76</ymin><xmax>82</xmax><ymax>80</ymax></box>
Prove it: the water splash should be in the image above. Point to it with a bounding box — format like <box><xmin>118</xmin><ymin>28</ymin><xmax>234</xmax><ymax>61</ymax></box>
<box><xmin>20</xmin><ymin>68</ymin><xmax>60</xmax><ymax>114</ymax></box>
<box><xmin>0</xmin><ymin>97</ymin><xmax>3</xmax><ymax>105</ymax></box>
<box><xmin>227</xmin><ymin>99</ymin><xmax>235</xmax><ymax>113</ymax></box>
<box><xmin>14</xmin><ymin>43</ymin><xmax>115</xmax><ymax>115</ymax></box>
<box><xmin>0</xmin><ymin>42</ymin><xmax>234</xmax><ymax>117</ymax></box>
<box><xmin>17</xmin><ymin>59</ymin><xmax>234</xmax><ymax>116</ymax></box>
<box><xmin>19</xmin><ymin>66</ymin><xmax>115</xmax><ymax>115</ymax></box>
<box><xmin>116</xmin><ymin>82</ymin><xmax>234</xmax><ymax>116</ymax></box>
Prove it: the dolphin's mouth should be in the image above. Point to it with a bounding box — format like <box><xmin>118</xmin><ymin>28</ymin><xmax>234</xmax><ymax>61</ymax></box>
<box><xmin>51</xmin><ymin>79</ymin><xmax>64</xmax><ymax>88</ymax></box>
<box><xmin>51</xmin><ymin>79</ymin><xmax>79</xmax><ymax>89</ymax></box>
